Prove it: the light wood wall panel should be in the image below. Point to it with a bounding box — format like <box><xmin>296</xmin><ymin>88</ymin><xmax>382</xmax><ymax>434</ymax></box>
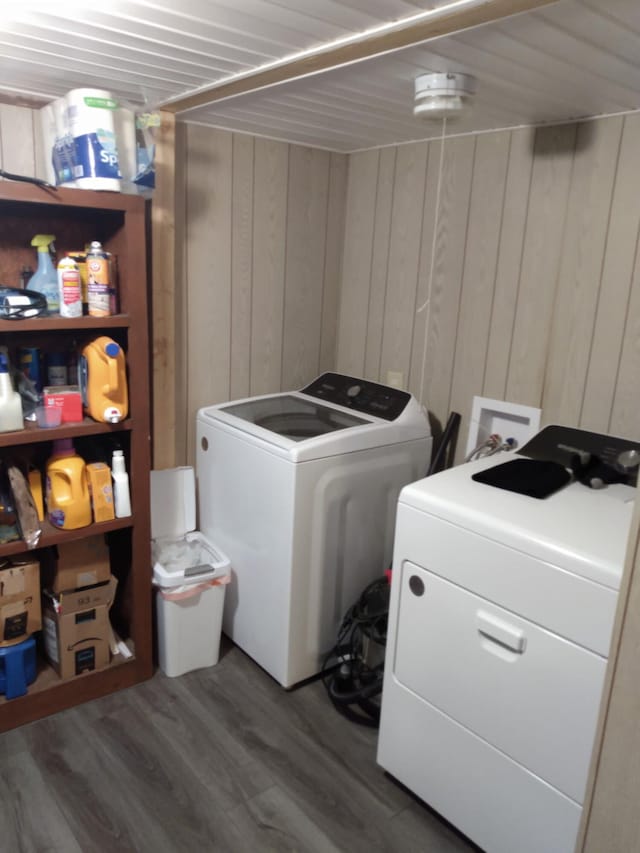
<box><xmin>378</xmin><ymin>142</ymin><xmax>428</xmax><ymax>385</ymax></box>
<box><xmin>319</xmin><ymin>153</ymin><xmax>348</xmax><ymax>375</ymax></box>
<box><xmin>542</xmin><ymin>118</ymin><xmax>622</xmax><ymax>427</ymax></box>
<box><xmin>184</xmin><ymin>126</ymin><xmax>233</xmax><ymax>463</ymax></box>
<box><xmin>483</xmin><ymin>127</ymin><xmax>535</xmax><ymax>400</ymax></box>
<box><xmin>449</xmin><ymin>131</ymin><xmax>511</xmax><ymax>440</ymax></box>
<box><xmin>336</xmin><ymin>149</ymin><xmax>379</xmax><ymax>377</ymax></box>
<box><xmin>281</xmin><ymin>145</ymin><xmax>330</xmax><ymax>390</ymax></box>
<box><xmin>179</xmin><ymin>125</ymin><xmax>348</xmax><ymax>464</ymax></box>
<box><xmin>0</xmin><ymin>105</ymin><xmax>38</xmax><ymax>177</ymax></box>
<box><xmin>337</xmin><ymin>113</ymin><xmax>640</xmax><ymax>461</ymax></box>
<box><xmin>505</xmin><ymin>123</ymin><xmax>576</xmax><ymax>410</ymax></box>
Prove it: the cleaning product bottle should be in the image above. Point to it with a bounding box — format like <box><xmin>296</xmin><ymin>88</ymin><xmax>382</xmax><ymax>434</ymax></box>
<box><xmin>0</xmin><ymin>352</ymin><xmax>24</xmax><ymax>433</ymax></box>
<box><xmin>45</xmin><ymin>439</ymin><xmax>92</xmax><ymax>529</ymax></box>
<box><xmin>111</xmin><ymin>450</ymin><xmax>131</xmax><ymax>518</ymax></box>
<box><xmin>57</xmin><ymin>255</ymin><xmax>82</xmax><ymax>318</ymax></box>
<box><xmin>27</xmin><ymin>235</ymin><xmax>59</xmax><ymax>314</ymax></box>
<box><xmin>86</xmin><ymin>241</ymin><xmax>111</xmax><ymax>317</ymax></box>
<box><xmin>80</xmin><ymin>336</ymin><xmax>128</xmax><ymax>423</ymax></box>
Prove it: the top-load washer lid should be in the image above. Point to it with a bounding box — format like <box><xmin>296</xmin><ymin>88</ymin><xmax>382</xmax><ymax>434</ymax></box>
<box><xmin>197</xmin><ymin>372</ymin><xmax>431</xmax><ymax>462</ymax></box>
<box><xmin>220</xmin><ymin>395</ymin><xmax>368</xmax><ymax>440</ymax></box>
<box><xmin>398</xmin><ymin>425</ymin><xmax>638</xmax><ymax>590</ymax></box>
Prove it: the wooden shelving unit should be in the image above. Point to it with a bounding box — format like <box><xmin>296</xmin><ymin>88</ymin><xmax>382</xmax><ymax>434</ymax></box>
<box><xmin>0</xmin><ymin>182</ymin><xmax>153</xmax><ymax>731</ymax></box>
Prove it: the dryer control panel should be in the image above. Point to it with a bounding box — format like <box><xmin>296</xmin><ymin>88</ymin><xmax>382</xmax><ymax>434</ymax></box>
<box><xmin>301</xmin><ymin>372</ymin><xmax>411</xmax><ymax>421</ymax></box>
<box><xmin>520</xmin><ymin>425</ymin><xmax>640</xmax><ymax>487</ymax></box>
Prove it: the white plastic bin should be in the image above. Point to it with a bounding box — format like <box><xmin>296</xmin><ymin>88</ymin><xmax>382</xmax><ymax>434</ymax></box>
<box><xmin>151</xmin><ymin>467</ymin><xmax>230</xmax><ymax>677</ymax></box>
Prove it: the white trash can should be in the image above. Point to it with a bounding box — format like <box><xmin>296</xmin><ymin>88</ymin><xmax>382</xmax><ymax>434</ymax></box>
<box><xmin>151</xmin><ymin>467</ymin><xmax>230</xmax><ymax>678</ymax></box>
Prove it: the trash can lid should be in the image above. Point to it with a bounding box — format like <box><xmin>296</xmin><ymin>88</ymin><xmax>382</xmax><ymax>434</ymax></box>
<box><xmin>150</xmin><ymin>466</ymin><xmax>196</xmax><ymax>539</ymax></box>
<box><xmin>152</xmin><ymin>532</ymin><xmax>230</xmax><ymax>589</ymax></box>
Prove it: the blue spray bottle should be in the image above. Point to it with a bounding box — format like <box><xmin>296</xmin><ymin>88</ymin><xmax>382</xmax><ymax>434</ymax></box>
<box><xmin>27</xmin><ymin>235</ymin><xmax>59</xmax><ymax>314</ymax></box>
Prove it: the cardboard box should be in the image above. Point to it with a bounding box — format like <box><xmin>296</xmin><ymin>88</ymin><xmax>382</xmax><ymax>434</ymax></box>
<box><xmin>0</xmin><ymin>560</ymin><xmax>41</xmax><ymax>646</ymax></box>
<box><xmin>42</xmin><ymin>536</ymin><xmax>111</xmax><ymax>594</ymax></box>
<box><xmin>42</xmin><ymin>576</ymin><xmax>117</xmax><ymax>679</ymax></box>
<box><xmin>43</xmin><ymin>385</ymin><xmax>83</xmax><ymax>423</ymax></box>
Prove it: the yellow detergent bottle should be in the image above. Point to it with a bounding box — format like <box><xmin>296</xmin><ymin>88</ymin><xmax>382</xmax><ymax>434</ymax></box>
<box><xmin>46</xmin><ymin>439</ymin><xmax>92</xmax><ymax>530</ymax></box>
<box><xmin>80</xmin><ymin>336</ymin><xmax>128</xmax><ymax>423</ymax></box>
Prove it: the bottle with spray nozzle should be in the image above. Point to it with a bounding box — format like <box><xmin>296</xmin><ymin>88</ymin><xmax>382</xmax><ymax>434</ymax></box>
<box><xmin>27</xmin><ymin>235</ymin><xmax>59</xmax><ymax>314</ymax></box>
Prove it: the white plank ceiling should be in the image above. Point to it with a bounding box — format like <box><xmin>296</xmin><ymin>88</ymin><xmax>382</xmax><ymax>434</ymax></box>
<box><xmin>1</xmin><ymin>0</ymin><xmax>639</xmax><ymax>151</ymax></box>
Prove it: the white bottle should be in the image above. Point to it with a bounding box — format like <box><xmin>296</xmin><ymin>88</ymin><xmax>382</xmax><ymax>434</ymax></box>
<box><xmin>0</xmin><ymin>352</ymin><xmax>24</xmax><ymax>433</ymax></box>
<box><xmin>57</xmin><ymin>256</ymin><xmax>82</xmax><ymax>318</ymax></box>
<box><xmin>111</xmin><ymin>450</ymin><xmax>132</xmax><ymax>517</ymax></box>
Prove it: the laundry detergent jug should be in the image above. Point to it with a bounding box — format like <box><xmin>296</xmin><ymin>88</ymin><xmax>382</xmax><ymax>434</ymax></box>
<box><xmin>46</xmin><ymin>439</ymin><xmax>92</xmax><ymax>530</ymax></box>
<box><xmin>80</xmin><ymin>336</ymin><xmax>128</xmax><ymax>423</ymax></box>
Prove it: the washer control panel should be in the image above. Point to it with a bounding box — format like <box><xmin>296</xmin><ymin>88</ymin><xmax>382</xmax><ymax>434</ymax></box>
<box><xmin>301</xmin><ymin>372</ymin><xmax>411</xmax><ymax>421</ymax></box>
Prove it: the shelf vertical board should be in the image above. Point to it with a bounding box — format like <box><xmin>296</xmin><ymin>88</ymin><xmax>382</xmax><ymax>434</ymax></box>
<box><xmin>0</xmin><ymin>183</ymin><xmax>153</xmax><ymax>732</ymax></box>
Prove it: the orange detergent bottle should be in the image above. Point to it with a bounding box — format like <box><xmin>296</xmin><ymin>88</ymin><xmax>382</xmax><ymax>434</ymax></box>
<box><xmin>80</xmin><ymin>336</ymin><xmax>128</xmax><ymax>424</ymax></box>
<box><xmin>46</xmin><ymin>439</ymin><xmax>92</xmax><ymax>529</ymax></box>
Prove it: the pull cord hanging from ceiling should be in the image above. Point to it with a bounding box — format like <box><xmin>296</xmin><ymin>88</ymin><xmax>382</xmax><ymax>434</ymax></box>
<box><xmin>417</xmin><ymin>114</ymin><xmax>447</xmax><ymax>414</ymax></box>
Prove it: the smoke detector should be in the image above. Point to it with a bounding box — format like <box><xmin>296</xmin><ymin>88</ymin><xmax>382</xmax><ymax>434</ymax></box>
<box><xmin>414</xmin><ymin>72</ymin><xmax>477</xmax><ymax>120</ymax></box>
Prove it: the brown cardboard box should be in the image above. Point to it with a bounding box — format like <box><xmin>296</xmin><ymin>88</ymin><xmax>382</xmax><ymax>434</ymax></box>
<box><xmin>42</xmin><ymin>576</ymin><xmax>117</xmax><ymax>679</ymax></box>
<box><xmin>42</xmin><ymin>536</ymin><xmax>111</xmax><ymax>594</ymax></box>
<box><xmin>0</xmin><ymin>561</ymin><xmax>41</xmax><ymax>646</ymax></box>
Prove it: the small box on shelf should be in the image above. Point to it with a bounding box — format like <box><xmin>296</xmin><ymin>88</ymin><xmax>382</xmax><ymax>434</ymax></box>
<box><xmin>0</xmin><ymin>560</ymin><xmax>41</xmax><ymax>646</ymax></box>
<box><xmin>42</xmin><ymin>576</ymin><xmax>117</xmax><ymax>680</ymax></box>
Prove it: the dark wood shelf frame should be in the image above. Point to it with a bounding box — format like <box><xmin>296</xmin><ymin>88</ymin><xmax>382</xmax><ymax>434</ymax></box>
<box><xmin>0</xmin><ymin>182</ymin><xmax>153</xmax><ymax>731</ymax></box>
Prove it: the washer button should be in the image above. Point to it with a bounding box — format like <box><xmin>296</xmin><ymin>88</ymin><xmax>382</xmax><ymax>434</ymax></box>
<box><xmin>347</xmin><ymin>384</ymin><xmax>361</xmax><ymax>398</ymax></box>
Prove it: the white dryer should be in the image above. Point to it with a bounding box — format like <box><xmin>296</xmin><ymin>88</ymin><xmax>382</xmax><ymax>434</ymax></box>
<box><xmin>378</xmin><ymin>425</ymin><xmax>639</xmax><ymax>853</ymax></box>
<box><xmin>196</xmin><ymin>372</ymin><xmax>431</xmax><ymax>688</ymax></box>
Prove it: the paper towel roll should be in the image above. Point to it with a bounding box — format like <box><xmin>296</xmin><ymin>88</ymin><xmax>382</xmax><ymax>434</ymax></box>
<box><xmin>61</xmin><ymin>88</ymin><xmax>121</xmax><ymax>190</ymax></box>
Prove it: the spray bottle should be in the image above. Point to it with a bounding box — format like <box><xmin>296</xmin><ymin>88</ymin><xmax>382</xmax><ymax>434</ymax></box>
<box><xmin>27</xmin><ymin>235</ymin><xmax>59</xmax><ymax>314</ymax></box>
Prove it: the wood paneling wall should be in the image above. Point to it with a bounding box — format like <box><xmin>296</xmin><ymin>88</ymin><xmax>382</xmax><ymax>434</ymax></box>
<box><xmin>0</xmin><ymin>105</ymin><xmax>40</xmax><ymax>180</ymax></box>
<box><xmin>176</xmin><ymin>124</ymin><xmax>347</xmax><ymax>464</ymax></box>
<box><xmin>337</xmin><ymin>114</ymin><xmax>640</xmax><ymax>460</ymax></box>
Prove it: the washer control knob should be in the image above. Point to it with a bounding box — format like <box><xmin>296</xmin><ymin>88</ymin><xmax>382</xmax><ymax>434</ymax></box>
<box><xmin>617</xmin><ymin>449</ymin><xmax>640</xmax><ymax>472</ymax></box>
<box><xmin>347</xmin><ymin>384</ymin><xmax>361</xmax><ymax>398</ymax></box>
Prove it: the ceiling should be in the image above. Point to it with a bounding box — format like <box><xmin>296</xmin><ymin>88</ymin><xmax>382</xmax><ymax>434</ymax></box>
<box><xmin>1</xmin><ymin>0</ymin><xmax>639</xmax><ymax>151</ymax></box>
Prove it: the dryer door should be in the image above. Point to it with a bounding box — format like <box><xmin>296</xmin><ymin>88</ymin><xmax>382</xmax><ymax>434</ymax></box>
<box><xmin>393</xmin><ymin>560</ymin><xmax>607</xmax><ymax>804</ymax></box>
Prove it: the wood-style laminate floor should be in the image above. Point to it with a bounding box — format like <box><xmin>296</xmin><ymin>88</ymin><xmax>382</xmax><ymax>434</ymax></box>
<box><xmin>0</xmin><ymin>642</ymin><xmax>480</xmax><ymax>852</ymax></box>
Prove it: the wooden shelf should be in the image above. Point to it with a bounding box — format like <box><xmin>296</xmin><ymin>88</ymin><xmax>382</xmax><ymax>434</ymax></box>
<box><xmin>0</xmin><ymin>314</ymin><xmax>130</xmax><ymax>333</ymax></box>
<box><xmin>0</xmin><ymin>517</ymin><xmax>134</xmax><ymax>559</ymax></box>
<box><xmin>0</xmin><ymin>184</ymin><xmax>152</xmax><ymax>732</ymax></box>
<box><xmin>0</xmin><ymin>417</ymin><xmax>133</xmax><ymax>448</ymax></box>
<box><xmin>0</xmin><ymin>654</ymin><xmax>153</xmax><ymax>730</ymax></box>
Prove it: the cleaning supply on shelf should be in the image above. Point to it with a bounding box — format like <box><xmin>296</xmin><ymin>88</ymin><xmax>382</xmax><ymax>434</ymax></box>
<box><xmin>27</xmin><ymin>235</ymin><xmax>59</xmax><ymax>314</ymax></box>
<box><xmin>45</xmin><ymin>439</ymin><xmax>92</xmax><ymax>529</ymax></box>
<box><xmin>27</xmin><ymin>468</ymin><xmax>44</xmax><ymax>522</ymax></box>
<box><xmin>0</xmin><ymin>352</ymin><xmax>24</xmax><ymax>433</ymax></box>
<box><xmin>86</xmin><ymin>241</ymin><xmax>111</xmax><ymax>317</ymax></box>
<box><xmin>18</xmin><ymin>348</ymin><xmax>42</xmax><ymax>394</ymax></box>
<box><xmin>57</xmin><ymin>255</ymin><xmax>82</xmax><ymax>318</ymax></box>
<box><xmin>7</xmin><ymin>465</ymin><xmax>41</xmax><ymax>549</ymax></box>
<box><xmin>46</xmin><ymin>351</ymin><xmax>68</xmax><ymax>387</ymax></box>
<box><xmin>86</xmin><ymin>462</ymin><xmax>115</xmax><ymax>522</ymax></box>
<box><xmin>111</xmin><ymin>450</ymin><xmax>131</xmax><ymax>518</ymax></box>
<box><xmin>80</xmin><ymin>336</ymin><xmax>128</xmax><ymax>423</ymax></box>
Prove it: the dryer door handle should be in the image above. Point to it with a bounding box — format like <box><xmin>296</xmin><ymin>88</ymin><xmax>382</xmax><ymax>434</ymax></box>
<box><xmin>476</xmin><ymin>610</ymin><xmax>526</xmax><ymax>654</ymax></box>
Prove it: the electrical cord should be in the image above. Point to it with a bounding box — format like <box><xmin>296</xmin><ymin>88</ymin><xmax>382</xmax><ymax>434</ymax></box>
<box><xmin>321</xmin><ymin>576</ymin><xmax>390</xmax><ymax>728</ymax></box>
<box><xmin>0</xmin><ymin>168</ymin><xmax>55</xmax><ymax>190</ymax></box>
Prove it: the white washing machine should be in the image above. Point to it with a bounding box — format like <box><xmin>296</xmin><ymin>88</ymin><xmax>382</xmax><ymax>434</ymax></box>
<box><xmin>377</xmin><ymin>425</ymin><xmax>640</xmax><ymax>853</ymax></box>
<box><xmin>196</xmin><ymin>372</ymin><xmax>431</xmax><ymax>688</ymax></box>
